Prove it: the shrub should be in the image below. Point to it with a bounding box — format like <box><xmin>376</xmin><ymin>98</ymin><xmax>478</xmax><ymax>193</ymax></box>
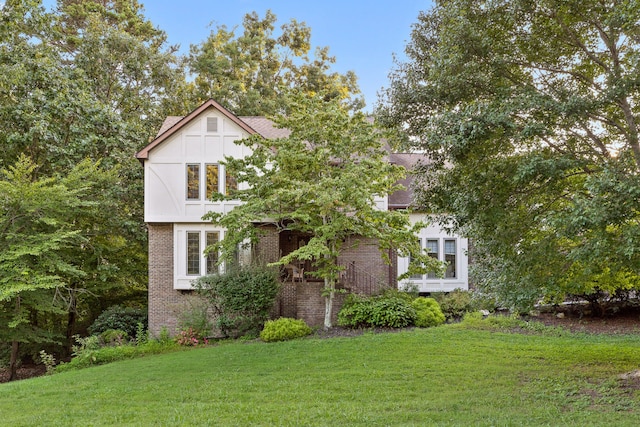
<box><xmin>338</xmin><ymin>292</ymin><xmax>417</xmax><ymax>328</ymax></box>
<box><xmin>56</xmin><ymin>339</ymin><xmax>180</xmax><ymax>373</ymax></box>
<box><xmin>260</xmin><ymin>318</ymin><xmax>312</xmax><ymax>342</ymax></box>
<box><xmin>176</xmin><ymin>298</ymin><xmax>213</xmax><ymax>340</ymax></box>
<box><xmin>88</xmin><ymin>305</ymin><xmax>147</xmax><ymax>338</ymax></box>
<box><xmin>369</xmin><ymin>297</ymin><xmax>416</xmax><ymax>328</ymax></box>
<box><xmin>194</xmin><ymin>265</ymin><xmax>280</xmax><ymax>338</ymax></box>
<box><xmin>431</xmin><ymin>289</ymin><xmax>476</xmax><ymax>321</ymax></box>
<box><xmin>100</xmin><ymin>329</ymin><xmax>129</xmax><ymax>346</ymax></box>
<box><xmin>175</xmin><ymin>327</ymin><xmax>209</xmax><ymax>346</ymax></box>
<box><xmin>411</xmin><ymin>297</ymin><xmax>445</xmax><ymax>328</ymax></box>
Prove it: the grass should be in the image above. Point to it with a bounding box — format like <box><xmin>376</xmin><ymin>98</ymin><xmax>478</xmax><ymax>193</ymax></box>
<box><xmin>1</xmin><ymin>324</ymin><xmax>640</xmax><ymax>426</ymax></box>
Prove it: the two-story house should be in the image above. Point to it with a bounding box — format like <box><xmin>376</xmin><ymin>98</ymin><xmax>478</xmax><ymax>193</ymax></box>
<box><xmin>136</xmin><ymin>99</ymin><xmax>468</xmax><ymax>334</ymax></box>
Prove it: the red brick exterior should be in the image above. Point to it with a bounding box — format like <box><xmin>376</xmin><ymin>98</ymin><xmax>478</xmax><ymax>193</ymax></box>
<box><xmin>148</xmin><ymin>222</ymin><xmax>395</xmax><ymax>332</ymax></box>
<box><xmin>147</xmin><ymin>223</ymin><xmax>208</xmax><ymax>336</ymax></box>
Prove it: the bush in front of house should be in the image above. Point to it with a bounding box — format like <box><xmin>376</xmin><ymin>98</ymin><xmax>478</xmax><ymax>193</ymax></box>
<box><xmin>194</xmin><ymin>265</ymin><xmax>280</xmax><ymax>338</ymax></box>
<box><xmin>260</xmin><ymin>318</ymin><xmax>312</xmax><ymax>342</ymax></box>
<box><xmin>88</xmin><ymin>305</ymin><xmax>148</xmax><ymax>338</ymax></box>
<box><xmin>431</xmin><ymin>289</ymin><xmax>477</xmax><ymax>322</ymax></box>
<box><xmin>338</xmin><ymin>292</ymin><xmax>417</xmax><ymax>328</ymax></box>
<box><xmin>411</xmin><ymin>297</ymin><xmax>445</xmax><ymax>328</ymax></box>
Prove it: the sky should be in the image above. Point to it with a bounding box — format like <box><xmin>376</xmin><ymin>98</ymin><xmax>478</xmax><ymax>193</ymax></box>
<box><xmin>42</xmin><ymin>0</ymin><xmax>435</xmax><ymax>111</ymax></box>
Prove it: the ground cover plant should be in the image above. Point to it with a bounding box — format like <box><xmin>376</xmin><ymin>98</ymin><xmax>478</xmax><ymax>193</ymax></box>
<box><xmin>2</xmin><ymin>323</ymin><xmax>640</xmax><ymax>426</ymax></box>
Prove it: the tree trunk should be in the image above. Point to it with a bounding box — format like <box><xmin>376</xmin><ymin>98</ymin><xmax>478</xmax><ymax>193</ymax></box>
<box><xmin>8</xmin><ymin>340</ymin><xmax>19</xmax><ymax>382</ymax></box>
<box><xmin>65</xmin><ymin>291</ymin><xmax>77</xmax><ymax>357</ymax></box>
<box><xmin>324</xmin><ymin>277</ymin><xmax>335</xmax><ymax>329</ymax></box>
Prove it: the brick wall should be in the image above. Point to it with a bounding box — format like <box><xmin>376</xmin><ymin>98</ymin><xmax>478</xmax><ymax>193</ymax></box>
<box><xmin>148</xmin><ymin>222</ymin><xmax>394</xmax><ymax>333</ymax></box>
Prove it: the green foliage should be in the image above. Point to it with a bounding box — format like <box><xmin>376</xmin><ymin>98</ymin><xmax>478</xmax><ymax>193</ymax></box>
<box><xmin>8</xmin><ymin>329</ymin><xmax>640</xmax><ymax>425</ymax></box>
<box><xmin>338</xmin><ymin>292</ymin><xmax>417</xmax><ymax>328</ymax></box>
<box><xmin>260</xmin><ymin>318</ymin><xmax>312</xmax><ymax>342</ymax></box>
<box><xmin>56</xmin><ymin>338</ymin><xmax>179</xmax><ymax>373</ymax></box>
<box><xmin>379</xmin><ymin>0</ymin><xmax>640</xmax><ymax>312</ymax></box>
<box><xmin>206</xmin><ymin>91</ymin><xmax>439</xmax><ymax>328</ymax></box>
<box><xmin>176</xmin><ymin>298</ymin><xmax>213</xmax><ymax>341</ymax></box>
<box><xmin>38</xmin><ymin>350</ymin><xmax>56</xmax><ymax>375</ymax></box>
<box><xmin>0</xmin><ymin>0</ymin><xmax>181</xmax><ymax>361</ymax></box>
<box><xmin>458</xmin><ymin>312</ymin><xmax>567</xmax><ymax>336</ymax></box>
<box><xmin>411</xmin><ymin>297</ymin><xmax>445</xmax><ymax>328</ymax></box>
<box><xmin>194</xmin><ymin>266</ymin><xmax>280</xmax><ymax>338</ymax></box>
<box><xmin>431</xmin><ymin>289</ymin><xmax>477</xmax><ymax>322</ymax></box>
<box><xmin>100</xmin><ymin>329</ymin><xmax>128</xmax><ymax>346</ymax></box>
<box><xmin>88</xmin><ymin>305</ymin><xmax>147</xmax><ymax>338</ymax></box>
<box><xmin>188</xmin><ymin>10</ymin><xmax>363</xmax><ymax>115</ymax></box>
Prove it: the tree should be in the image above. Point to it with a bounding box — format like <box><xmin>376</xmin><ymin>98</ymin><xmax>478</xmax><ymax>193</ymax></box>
<box><xmin>206</xmin><ymin>91</ymin><xmax>439</xmax><ymax>328</ymax></box>
<box><xmin>188</xmin><ymin>10</ymin><xmax>363</xmax><ymax>116</ymax></box>
<box><xmin>0</xmin><ymin>155</ymin><xmax>107</xmax><ymax>380</ymax></box>
<box><xmin>379</xmin><ymin>0</ymin><xmax>640</xmax><ymax>311</ymax></box>
<box><xmin>0</xmin><ymin>0</ymin><xmax>187</xmax><ymax>350</ymax></box>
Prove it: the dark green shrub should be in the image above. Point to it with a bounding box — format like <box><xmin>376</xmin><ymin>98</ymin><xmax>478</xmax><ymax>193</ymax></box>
<box><xmin>260</xmin><ymin>318</ymin><xmax>312</xmax><ymax>342</ymax></box>
<box><xmin>337</xmin><ymin>294</ymin><xmax>372</xmax><ymax>328</ymax></box>
<box><xmin>194</xmin><ymin>265</ymin><xmax>280</xmax><ymax>338</ymax></box>
<box><xmin>431</xmin><ymin>289</ymin><xmax>476</xmax><ymax>321</ymax></box>
<box><xmin>88</xmin><ymin>305</ymin><xmax>147</xmax><ymax>338</ymax></box>
<box><xmin>338</xmin><ymin>292</ymin><xmax>417</xmax><ymax>328</ymax></box>
<box><xmin>411</xmin><ymin>297</ymin><xmax>445</xmax><ymax>327</ymax></box>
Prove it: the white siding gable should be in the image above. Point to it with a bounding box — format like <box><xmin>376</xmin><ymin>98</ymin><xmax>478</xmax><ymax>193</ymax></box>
<box><xmin>144</xmin><ymin>107</ymin><xmax>253</xmax><ymax>223</ymax></box>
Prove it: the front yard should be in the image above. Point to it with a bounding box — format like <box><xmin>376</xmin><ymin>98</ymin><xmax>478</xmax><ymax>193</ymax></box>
<box><xmin>1</xmin><ymin>323</ymin><xmax>639</xmax><ymax>426</ymax></box>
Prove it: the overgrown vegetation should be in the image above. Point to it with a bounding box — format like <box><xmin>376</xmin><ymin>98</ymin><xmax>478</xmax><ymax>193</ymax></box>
<box><xmin>194</xmin><ymin>266</ymin><xmax>280</xmax><ymax>338</ymax></box>
<box><xmin>260</xmin><ymin>318</ymin><xmax>312</xmax><ymax>342</ymax></box>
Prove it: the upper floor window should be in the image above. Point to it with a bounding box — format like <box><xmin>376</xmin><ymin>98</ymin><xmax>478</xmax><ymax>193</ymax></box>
<box><xmin>225</xmin><ymin>170</ymin><xmax>237</xmax><ymax>195</ymax></box>
<box><xmin>186</xmin><ymin>163</ymin><xmax>237</xmax><ymax>200</ymax></box>
<box><xmin>186</xmin><ymin>164</ymin><xmax>200</xmax><ymax>200</ymax></box>
<box><xmin>206</xmin><ymin>164</ymin><xmax>220</xmax><ymax>199</ymax></box>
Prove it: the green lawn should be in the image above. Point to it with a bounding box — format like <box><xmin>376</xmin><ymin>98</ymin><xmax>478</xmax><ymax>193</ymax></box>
<box><xmin>2</xmin><ymin>326</ymin><xmax>640</xmax><ymax>426</ymax></box>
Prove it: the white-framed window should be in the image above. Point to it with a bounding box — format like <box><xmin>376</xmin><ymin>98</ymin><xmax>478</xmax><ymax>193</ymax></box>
<box><xmin>411</xmin><ymin>238</ymin><xmax>457</xmax><ymax>280</ymax></box>
<box><xmin>205</xmin><ymin>163</ymin><xmax>220</xmax><ymax>199</ymax></box>
<box><xmin>186</xmin><ymin>231</ymin><xmax>201</xmax><ymax>275</ymax></box>
<box><xmin>186</xmin><ymin>164</ymin><xmax>200</xmax><ymax>200</ymax></box>
<box><xmin>426</xmin><ymin>239</ymin><xmax>439</xmax><ymax>278</ymax></box>
<box><xmin>185</xmin><ymin>163</ymin><xmax>236</xmax><ymax>200</ymax></box>
<box><xmin>444</xmin><ymin>239</ymin><xmax>456</xmax><ymax>279</ymax></box>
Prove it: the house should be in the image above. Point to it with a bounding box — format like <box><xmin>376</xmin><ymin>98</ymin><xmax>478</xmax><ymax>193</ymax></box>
<box><xmin>136</xmin><ymin>99</ymin><xmax>468</xmax><ymax>334</ymax></box>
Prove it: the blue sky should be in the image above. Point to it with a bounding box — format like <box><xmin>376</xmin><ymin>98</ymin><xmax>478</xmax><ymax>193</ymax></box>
<box><xmin>41</xmin><ymin>0</ymin><xmax>434</xmax><ymax>111</ymax></box>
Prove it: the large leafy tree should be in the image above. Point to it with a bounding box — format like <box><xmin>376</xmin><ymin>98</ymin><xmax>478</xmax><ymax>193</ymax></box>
<box><xmin>188</xmin><ymin>10</ymin><xmax>363</xmax><ymax>116</ymax></box>
<box><xmin>0</xmin><ymin>0</ymin><xmax>185</xmax><ymax>357</ymax></box>
<box><xmin>0</xmin><ymin>156</ymin><xmax>117</xmax><ymax>380</ymax></box>
<box><xmin>206</xmin><ymin>92</ymin><xmax>438</xmax><ymax>328</ymax></box>
<box><xmin>379</xmin><ymin>0</ymin><xmax>640</xmax><ymax>311</ymax></box>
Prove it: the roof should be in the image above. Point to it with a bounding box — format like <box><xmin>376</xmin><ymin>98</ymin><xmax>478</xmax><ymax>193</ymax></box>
<box><xmin>136</xmin><ymin>99</ymin><xmax>259</xmax><ymax>161</ymax></box>
<box><xmin>239</xmin><ymin>116</ymin><xmax>291</xmax><ymax>139</ymax></box>
<box><xmin>388</xmin><ymin>153</ymin><xmax>430</xmax><ymax>209</ymax></box>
